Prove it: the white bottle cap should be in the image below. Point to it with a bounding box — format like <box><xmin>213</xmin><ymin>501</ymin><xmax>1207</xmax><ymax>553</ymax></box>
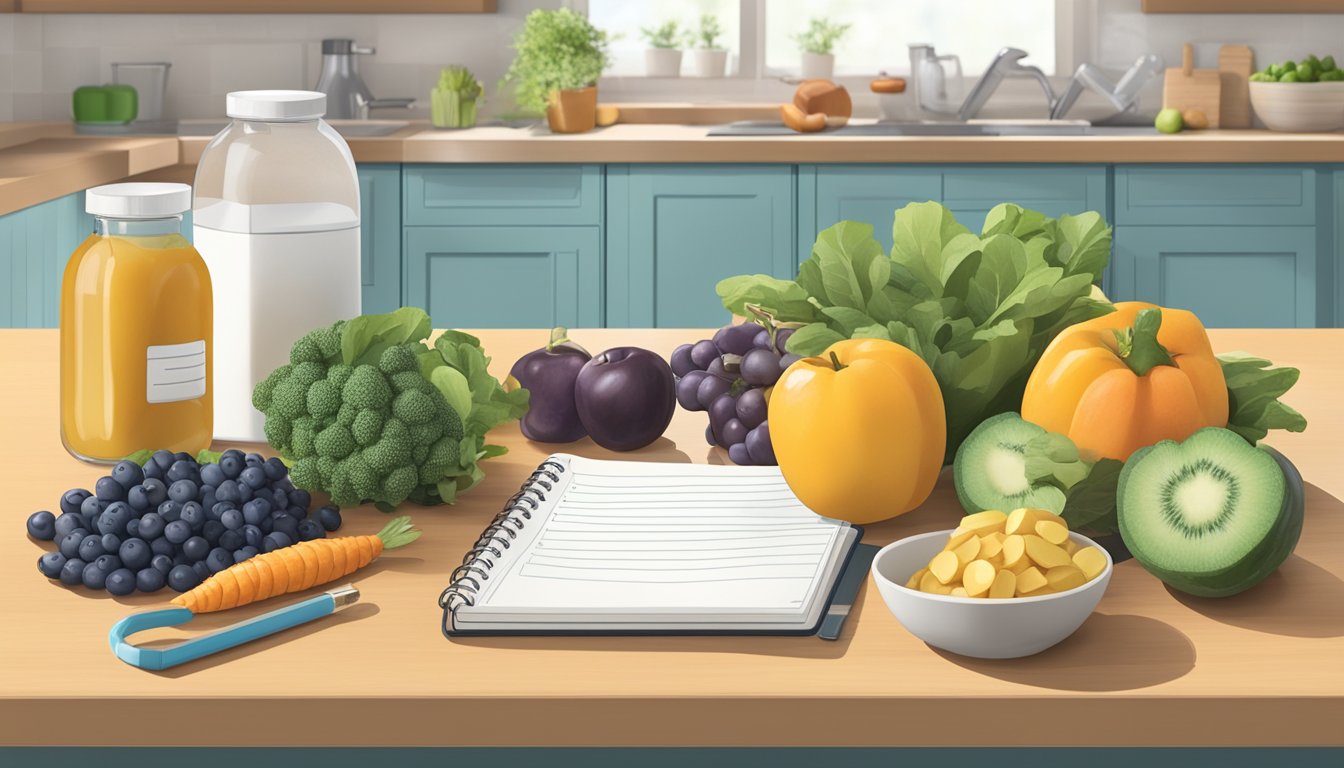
<box><xmin>85</xmin><ymin>183</ymin><xmax>192</xmax><ymax>218</ymax></box>
<box><xmin>226</xmin><ymin>90</ymin><xmax>327</xmax><ymax>121</ymax></box>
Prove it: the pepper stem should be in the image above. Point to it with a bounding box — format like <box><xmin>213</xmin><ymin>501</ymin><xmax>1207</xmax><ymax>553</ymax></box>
<box><xmin>829</xmin><ymin>351</ymin><xmax>846</xmax><ymax>371</ymax></box>
<box><xmin>1113</xmin><ymin>308</ymin><xmax>1175</xmax><ymax>377</ymax></box>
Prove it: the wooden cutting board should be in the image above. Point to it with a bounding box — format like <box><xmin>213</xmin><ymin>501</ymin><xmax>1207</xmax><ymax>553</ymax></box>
<box><xmin>1219</xmin><ymin>44</ymin><xmax>1254</xmax><ymax>129</ymax></box>
<box><xmin>1164</xmin><ymin>42</ymin><xmax>1222</xmax><ymax>127</ymax></box>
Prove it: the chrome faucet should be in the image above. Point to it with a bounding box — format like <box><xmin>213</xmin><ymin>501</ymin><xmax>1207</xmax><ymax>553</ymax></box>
<box><xmin>314</xmin><ymin>39</ymin><xmax>416</xmax><ymax>120</ymax></box>
<box><xmin>1051</xmin><ymin>54</ymin><xmax>1164</xmax><ymax>120</ymax></box>
<box><xmin>958</xmin><ymin>47</ymin><xmax>1056</xmax><ymax>121</ymax></box>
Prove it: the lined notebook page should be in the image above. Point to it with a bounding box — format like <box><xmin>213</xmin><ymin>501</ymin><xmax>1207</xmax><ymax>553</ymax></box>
<box><xmin>466</xmin><ymin>455</ymin><xmax>848</xmax><ymax>619</ymax></box>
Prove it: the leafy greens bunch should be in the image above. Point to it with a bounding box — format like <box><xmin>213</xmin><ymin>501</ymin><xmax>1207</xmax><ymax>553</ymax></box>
<box><xmin>253</xmin><ymin>307</ymin><xmax>528</xmax><ymax>511</ymax></box>
<box><xmin>718</xmin><ymin>201</ymin><xmax>1114</xmax><ymax>462</ymax></box>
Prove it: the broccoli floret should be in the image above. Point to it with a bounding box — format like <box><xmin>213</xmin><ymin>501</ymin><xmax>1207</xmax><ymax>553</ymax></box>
<box><xmin>289</xmin><ymin>457</ymin><xmax>320</xmax><ymax>490</ymax></box>
<box><xmin>312</xmin><ymin>321</ymin><xmax>344</xmax><ymax>359</ymax></box>
<box><xmin>379</xmin><ymin>344</ymin><xmax>418</xmax><ymax>375</ymax></box>
<box><xmin>419</xmin><ymin>436</ymin><xmax>461</xmax><ymax>483</ymax></box>
<box><xmin>289</xmin><ymin>335</ymin><xmax>323</xmax><ymax>365</ymax></box>
<box><xmin>390</xmin><ymin>370</ymin><xmax>425</xmax><ymax>394</ymax></box>
<box><xmin>327</xmin><ymin>364</ymin><xmax>354</xmax><ymax>390</ymax></box>
<box><xmin>291</xmin><ymin>416</ymin><xmax>318</xmax><ymax>457</ymax></box>
<box><xmin>306</xmin><ymin>379</ymin><xmax>341</xmax><ymax>419</ymax></box>
<box><xmin>252</xmin><ymin>364</ymin><xmax>290</xmax><ymax>410</ymax></box>
<box><xmin>365</xmin><ymin>418</ymin><xmax>413</xmax><ymax>473</ymax></box>
<box><xmin>382</xmin><ymin>465</ymin><xmax>419</xmax><ymax>505</ymax></box>
<box><xmin>336</xmin><ymin>400</ymin><xmax>359</xmax><ymax>427</ymax></box>
<box><xmin>411</xmin><ymin>421</ymin><xmax>444</xmax><ymax>447</ymax></box>
<box><xmin>352</xmin><ymin>409</ymin><xmax>383</xmax><ymax>446</ymax></box>
<box><xmin>263</xmin><ymin>412</ymin><xmax>293</xmax><ymax>448</ymax></box>
<box><xmin>393</xmin><ymin>389</ymin><xmax>436</xmax><ymax>425</ymax></box>
<box><xmin>314</xmin><ymin>423</ymin><xmax>356</xmax><ymax>460</ymax></box>
<box><xmin>343</xmin><ymin>365</ymin><xmax>391</xmax><ymax>410</ymax></box>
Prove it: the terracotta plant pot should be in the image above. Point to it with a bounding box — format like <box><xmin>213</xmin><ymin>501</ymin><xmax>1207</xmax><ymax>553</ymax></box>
<box><xmin>689</xmin><ymin>49</ymin><xmax>728</xmax><ymax>78</ymax></box>
<box><xmin>547</xmin><ymin>86</ymin><xmax>598</xmax><ymax>134</ymax></box>
<box><xmin>645</xmin><ymin>48</ymin><xmax>683</xmax><ymax>78</ymax></box>
<box><xmin>800</xmin><ymin>52</ymin><xmax>835</xmax><ymax>80</ymax></box>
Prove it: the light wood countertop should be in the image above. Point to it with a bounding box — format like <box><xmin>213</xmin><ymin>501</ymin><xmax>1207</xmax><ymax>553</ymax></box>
<box><xmin>10</xmin><ymin>116</ymin><xmax>1344</xmax><ymax>214</ymax></box>
<box><xmin>1</xmin><ymin>328</ymin><xmax>1340</xmax><ymax>748</ymax></box>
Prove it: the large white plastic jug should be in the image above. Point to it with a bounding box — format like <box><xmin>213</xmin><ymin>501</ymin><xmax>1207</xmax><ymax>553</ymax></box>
<box><xmin>192</xmin><ymin>90</ymin><xmax>361</xmax><ymax>442</ymax></box>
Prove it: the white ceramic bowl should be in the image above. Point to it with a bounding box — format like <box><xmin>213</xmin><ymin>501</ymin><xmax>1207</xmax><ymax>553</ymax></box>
<box><xmin>870</xmin><ymin>529</ymin><xmax>1113</xmax><ymax>659</ymax></box>
<box><xmin>1248</xmin><ymin>81</ymin><xmax>1344</xmax><ymax>132</ymax></box>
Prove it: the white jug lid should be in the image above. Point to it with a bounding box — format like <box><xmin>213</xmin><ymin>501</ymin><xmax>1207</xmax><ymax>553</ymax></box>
<box><xmin>226</xmin><ymin>90</ymin><xmax>326</xmax><ymax>121</ymax></box>
<box><xmin>86</xmin><ymin>183</ymin><xmax>191</xmax><ymax>218</ymax></box>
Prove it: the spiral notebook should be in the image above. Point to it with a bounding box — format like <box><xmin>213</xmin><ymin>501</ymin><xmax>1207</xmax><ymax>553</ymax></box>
<box><xmin>439</xmin><ymin>454</ymin><xmax>863</xmax><ymax>636</ymax></box>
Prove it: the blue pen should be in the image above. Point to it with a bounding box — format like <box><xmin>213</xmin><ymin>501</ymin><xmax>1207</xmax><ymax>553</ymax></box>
<box><xmin>109</xmin><ymin>585</ymin><xmax>360</xmax><ymax>671</ymax></box>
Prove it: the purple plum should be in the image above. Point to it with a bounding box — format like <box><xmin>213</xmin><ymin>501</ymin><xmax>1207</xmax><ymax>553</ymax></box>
<box><xmin>575</xmin><ymin>347</ymin><xmax>676</xmax><ymax>452</ymax></box>
<box><xmin>509</xmin><ymin>327</ymin><xmax>592</xmax><ymax>443</ymax></box>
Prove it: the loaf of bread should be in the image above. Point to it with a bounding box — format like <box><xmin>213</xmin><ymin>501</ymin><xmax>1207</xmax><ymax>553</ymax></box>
<box><xmin>792</xmin><ymin>80</ymin><xmax>853</xmax><ymax>120</ymax></box>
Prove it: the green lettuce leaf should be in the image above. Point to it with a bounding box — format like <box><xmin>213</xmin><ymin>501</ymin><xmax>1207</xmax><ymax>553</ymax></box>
<box><xmin>340</xmin><ymin>306</ymin><xmax>432</xmax><ymax>367</ymax></box>
<box><xmin>1218</xmin><ymin>352</ymin><xmax>1308</xmax><ymax>444</ymax></box>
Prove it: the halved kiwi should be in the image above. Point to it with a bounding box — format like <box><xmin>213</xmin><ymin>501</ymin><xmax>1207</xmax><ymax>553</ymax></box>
<box><xmin>1118</xmin><ymin>427</ymin><xmax>1303</xmax><ymax>597</ymax></box>
<box><xmin>953</xmin><ymin>413</ymin><xmax>1066</xmax><ymax>516</ymax></box>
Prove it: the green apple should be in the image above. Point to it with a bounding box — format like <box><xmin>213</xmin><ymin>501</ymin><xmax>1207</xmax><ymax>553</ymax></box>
<box><xmin>1155</xmin><ymin>108</ymin><xmax>1184</xmax><ymax>134</ymax></box>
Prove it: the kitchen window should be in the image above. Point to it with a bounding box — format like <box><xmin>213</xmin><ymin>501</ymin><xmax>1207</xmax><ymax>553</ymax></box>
<box><xmin>582</xmin><ymin>0</ymin><xmax>1069</xmax><ymax>79</ymax></box>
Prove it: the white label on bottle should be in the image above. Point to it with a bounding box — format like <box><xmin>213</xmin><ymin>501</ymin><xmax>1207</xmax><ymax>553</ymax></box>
<box><xmin>147</xmin><ymin>340</ymin><xmax>207</xmax><ymax>404</ymax></box>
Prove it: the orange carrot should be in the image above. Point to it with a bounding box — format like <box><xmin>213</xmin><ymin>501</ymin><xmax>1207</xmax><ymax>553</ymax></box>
<box><xmin>171</xmin><ymin>517</ymin><xmax>419</xmax><ymax>614</ymax></box>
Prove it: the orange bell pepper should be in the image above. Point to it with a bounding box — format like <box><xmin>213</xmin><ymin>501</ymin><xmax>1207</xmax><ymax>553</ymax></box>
<box><xmin>770</xmin><ymin>338</ymin><xmax>946</xmax><ymax>524</ymax></box>
<box><xmin>1021</xmin><ymin>302</ymin><xmax>1227</xmax><ymax>462</ymax></box>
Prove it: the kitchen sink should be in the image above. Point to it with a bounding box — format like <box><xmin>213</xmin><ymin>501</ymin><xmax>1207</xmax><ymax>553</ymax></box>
<box><xmin>177</xmin><ymin>119</ymin><xmax>409</xmax><ymax>137</ymax></box>
<box><xmin>707</xmin><ymin>120</ymin><xmax>1156</xmax><ymax>137</ymax></box>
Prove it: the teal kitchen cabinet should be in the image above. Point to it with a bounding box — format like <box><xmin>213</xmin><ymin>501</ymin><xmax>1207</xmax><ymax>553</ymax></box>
<box><xmin>403</xmin><ymin>226</ymin><xmax>602</xmax><ymax>329</ymax></box>
<box><xmin>358</xmin><ymin>164</ymin><xmax>403</xmax><ymax>313</ymax></box>
<box><xmin>1111</xmin><ymin>165</ymin><xmax>1325</xmax><ymax>327</ymax></box>
<box><xmin>1111</xmin><ymin>226</ymin><xmax>1318</xmax><ymax>328</ymax></box>
<box><xmin>403</xmin><ymin>164</ymin><xmax>602</xmax><ymax>227</ymax></box>
<box><xmin>0</xmin><ymin>192</ymin><xmax>90</xmax><ymax>328</ymax></box>
<box><xmin>606</xmin><ymin>165</ymin><xmax>795</xmax><ymax>327</ymax></box>
<box><xmin>801</xmin><ymin>165</ymin><xmax>1108</xmax><ymax>253</ymax></box>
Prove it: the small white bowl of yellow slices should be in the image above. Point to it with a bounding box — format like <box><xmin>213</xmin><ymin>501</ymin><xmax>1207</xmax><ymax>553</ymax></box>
<box><xmin>870</xmin><ymin>509</ymin><xmax>1113</xmax><ymax>659</ymax></box>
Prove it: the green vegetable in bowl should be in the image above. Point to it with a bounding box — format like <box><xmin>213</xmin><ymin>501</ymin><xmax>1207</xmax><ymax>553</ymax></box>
<box><xmin>717</xmin><ymin>201</ymin><xmax>1114</xmax><ymax>463</ymax></box>
<box><xmin>252</xmin><ymin>307</ymin><xmax>528</xmax><ymax>510</ymax></box>
<box><xmin>1254</xmin><ymin>53</ymin><xmax>1343</xmax><ymax>82</ymax></box>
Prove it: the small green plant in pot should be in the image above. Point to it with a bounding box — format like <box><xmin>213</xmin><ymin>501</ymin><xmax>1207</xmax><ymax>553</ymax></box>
<box><xmin>502</xmin><ymin>8</ymin><xmax>610</xmax><ymax>133</ymax></box>
<box><xmin>642</xmin><ymin>19</ymin><xmax>686</xmax><ymax>78</ymax></box>
<box><xmin>689</xmin><ymin>14</ymin><xmax>728</xmax><ymax>78</ymax></box>
<box><xmin>794</xmin><ymin>17</ymin><xmax>850</xmax><ymax>80</ymax></box>
<box><xmin>431</xmin><ymin>66</ymin><xmax>483</xmax><ymax>129</ymax></box>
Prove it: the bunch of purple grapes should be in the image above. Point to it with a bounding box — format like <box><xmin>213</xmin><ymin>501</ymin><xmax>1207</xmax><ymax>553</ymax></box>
<box><xmin>670</xmin><ymin>323</ymin><xmax>801</xmax><ymax>466</ymax></box>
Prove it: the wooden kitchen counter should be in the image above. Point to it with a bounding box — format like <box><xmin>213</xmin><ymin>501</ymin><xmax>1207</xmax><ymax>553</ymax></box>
<box><xmin>12</xmin><ymin>116</ymin><xmax>1344</xmax><ymax>215</ymax></box>
<box><xmin>1</xmin><ymin>328</ymin><xmax>1340</xmax><ymax>748</ymax></box>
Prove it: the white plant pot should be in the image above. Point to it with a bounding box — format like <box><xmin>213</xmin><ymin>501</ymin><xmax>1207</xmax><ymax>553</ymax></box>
<box><xmin>800</xmin><ymin>52</ymin><xmax>835</xmax><ymax>80</ymax></box>
<box><xmin>689</xmin><ymin>49</ymin><xmax>728</xmax><ymax>78</ymax></box>
<box><xmin>645</xmin><ymin>48</ymin><xmax>683</xmax><ymax>78</ymax></box>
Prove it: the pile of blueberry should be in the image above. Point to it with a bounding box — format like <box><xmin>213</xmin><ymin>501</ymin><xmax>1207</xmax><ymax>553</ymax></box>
<box><xmin>26</xmin><ymin>449</ymin><xmax>343</xmax><ymax>597</ymax></box>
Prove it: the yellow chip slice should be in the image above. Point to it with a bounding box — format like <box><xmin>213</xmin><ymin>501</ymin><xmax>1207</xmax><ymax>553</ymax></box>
<box><xmin>1023</xmin><ymin>534</ymin><xmax>1071</xmax><ymax>569</ymax></box>
<box><xmin>988</xmin><ymin>569</ymin><xmax>1016</xmax><ymax>599</ymax></box>
<box><xmin>1072</xmin><ymin>546</ymin><xmax>1108</xmax><ymax>581</ymax></box>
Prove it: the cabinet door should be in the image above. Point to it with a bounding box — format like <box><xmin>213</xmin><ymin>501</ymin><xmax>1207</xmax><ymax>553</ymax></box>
<box><xmin>942</xmin><ymin>166</ymin><xmax>1109</xmax><ymax>230</ymax></box>
<box><xmin>403</xmin><ymin>226</ymin><xmax>601</xmax><ymax>329</ymax></box>
<box><xmin>607</xmin><ymin>165</ymin><xmax>794</xmax><ymax>328</ymax></box>
<box><xmin>805</xmin><ymin>165</ymin><xmax>1108</xmax><ymax>254</ymax></box>
<box><xmin>358</xmin><ymin>164</ymin><xmax>402</xmax><ymax>314</ymax></box>
<box><xmin>1111</xmin><ymin>226</ymin><xmax>1318</xmax><ymax>328</ymax></box>
<box><xmin>806</xmin><ymin>165</ymin><xmax>941</xmax><ymax>253</ymax></box>
<box><xmin>0</xmin><ymin>192</ymin><xmax>88</xmax><ymax>328</ymax></box>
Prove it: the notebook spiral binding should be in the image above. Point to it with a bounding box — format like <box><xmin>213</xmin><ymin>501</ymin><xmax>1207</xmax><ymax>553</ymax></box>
<box><xmin>438</xmin><ymin>459</ymin><xmax>568</xmax><ymax>613</ymax></box>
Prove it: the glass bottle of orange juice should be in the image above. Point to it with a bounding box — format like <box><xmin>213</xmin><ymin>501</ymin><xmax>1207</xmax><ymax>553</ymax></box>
<box><xmin>61</xmin><ymin>183</ymin><xmax>212</xmax><ymax>462</ymax></box>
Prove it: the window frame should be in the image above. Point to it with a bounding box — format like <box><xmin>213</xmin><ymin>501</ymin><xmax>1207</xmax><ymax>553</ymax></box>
<box><xmin>571</xmin><ymin>0</ymin><xmax>1091</xmax><ymax>83</ymax></box>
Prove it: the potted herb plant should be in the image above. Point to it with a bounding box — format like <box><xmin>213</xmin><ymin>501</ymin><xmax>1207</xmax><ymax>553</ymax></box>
<box><xmin>502</xmin><ymin>8</ymin><xmax>610</xmax><ymax>134</ymax></box>
<box><xmin>430</xmin><ymin>66</ymin><xmax>484</xmax><ymax>129</ymax></box>
<box><xmin>689</xmin><ymin>14</ymin><xmax>727</xmax><ymax>78</ymax></box>
<box><xmin>642</xmin><ymin>20</ymin><xmax>685</xmax><ymax>78</ymax></box>
<box><xmin>794</xmin><ymin>17</ymin><xmax>850</xmax><ymax>80</ymax></box>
